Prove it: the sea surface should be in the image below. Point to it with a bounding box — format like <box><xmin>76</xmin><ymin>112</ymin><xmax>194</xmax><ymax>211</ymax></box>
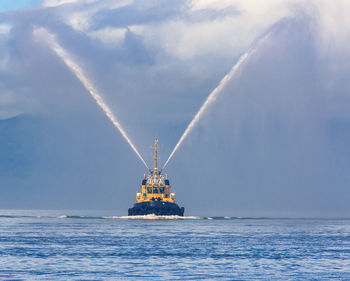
<box><xmin>0</xmin><ymin>210</ymin><xmax>350</xmax><ymax>280</ymax></box>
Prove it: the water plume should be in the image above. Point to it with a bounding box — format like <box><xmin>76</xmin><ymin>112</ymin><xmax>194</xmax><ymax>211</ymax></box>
<box><xmin>33</xmin><ymin>27</ymin><xmax>149</xmax><ymax>169</ymax></box>
<box><xmin>163</xmin><ymin>34</ymin><xmax>271</xmax><ymax>169</ymax></box>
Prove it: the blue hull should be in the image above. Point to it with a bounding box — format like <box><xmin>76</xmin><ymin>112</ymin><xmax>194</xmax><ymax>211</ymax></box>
<box><xmin>128</xmin><ymin>201</ymin><xmax>185</xmax><ymax>216</ymax></box>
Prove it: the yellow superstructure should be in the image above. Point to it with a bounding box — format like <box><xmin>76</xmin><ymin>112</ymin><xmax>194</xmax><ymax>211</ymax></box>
<box><xmin>136</xmin><ymin>139</ymin><xmax>176</xmax><ymax>203</ymax></box>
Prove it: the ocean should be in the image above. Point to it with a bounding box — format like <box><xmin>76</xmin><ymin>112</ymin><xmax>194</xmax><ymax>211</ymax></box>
<box><xmin>0</xmin><ymin>210</ymin><xmax>350</xmax><ymax>280</ymax></box>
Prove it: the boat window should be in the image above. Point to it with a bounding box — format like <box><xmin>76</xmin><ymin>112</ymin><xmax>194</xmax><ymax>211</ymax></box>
<box><xmin>147</xmin><ymin>186</ymin><xmax>152</xmax><ymax>193</ymax></box>
<box><xmin>153</xmin><ymin>187</ymin><xmax>159</xmax><ymax>193</ymax></box>
<box><xmin>159</xmin><ymin>186</ymin><xmax>165</xmax><ymax>193</ymax></box>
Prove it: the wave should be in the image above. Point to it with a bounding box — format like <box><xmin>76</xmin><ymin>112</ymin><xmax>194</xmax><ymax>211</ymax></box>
<box><xmin>56</xmin><ymin>214</ymin><xmax>200</xmax><ymax>220</ymax></box>
<box><xmin>203</xmin><ymin>216</ymin><xmax>235</xmax><ymax>220</ymax></box>
<box><xmin>58</xmin><ymin>215</ymin><xmax>107</xmax><ymax>219</ymax></box>
<box><xmin>0</xmin><ymin>215</ymin><xmax>32</xmax><ymax>218</ymax></box>
<box><xmin>0</xmin><ymin>215</ymin><xmax>238</xmax><ymax>220</ymax></box>
<box><xmin>2</xmin><ymin>214</ymin><xmax>348</xmax><ymax>220</ymax></box>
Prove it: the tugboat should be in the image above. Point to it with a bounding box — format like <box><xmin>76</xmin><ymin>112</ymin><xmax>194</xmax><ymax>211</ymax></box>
<box><xmin>128</xmin><ymin>139</ymin><xmax>185</xmax><ymax>216</ymax></box>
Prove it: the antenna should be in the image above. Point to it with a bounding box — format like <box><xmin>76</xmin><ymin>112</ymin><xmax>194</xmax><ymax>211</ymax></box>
<box><xmin>152</xmin><ymin>138</ymin><xmax>159</xmax><ymax>174</ymax></box>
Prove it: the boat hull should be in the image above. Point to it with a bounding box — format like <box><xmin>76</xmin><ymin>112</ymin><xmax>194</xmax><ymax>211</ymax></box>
<box><xmin>128</xmin><ymin>201</ymin><xmax>185</xmax><ymax>216</ymax></box>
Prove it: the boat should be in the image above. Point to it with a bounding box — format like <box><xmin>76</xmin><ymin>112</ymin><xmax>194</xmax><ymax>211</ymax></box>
<box><xmin>128</xmin><ymin>139</ymin><xmax>185</xmax><ymax>216</ymax></box>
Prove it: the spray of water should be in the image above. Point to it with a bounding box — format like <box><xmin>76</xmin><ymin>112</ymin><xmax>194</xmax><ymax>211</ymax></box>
<box><xmin>33</xmin><ymin>27</ymin><xmax>149</xmax><ymax>169</ymax></box>
<box><xmin>163</xmin><ymin>34</ymin><xmax>270</xmax><ymax>169</ymax></box>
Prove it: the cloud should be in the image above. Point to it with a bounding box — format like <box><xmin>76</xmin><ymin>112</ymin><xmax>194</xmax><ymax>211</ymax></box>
<box><xmin>55</xmin><ymin>0</ymin><xmax>133</xmax><ymax>32</ymax></box>
<box><xmin>0</xmin><ymin>24</ymin><xmax>12</xmax><ymax>34</ymax></box>
<box><xmin>310</xmin><ymin>0</ymin><xmax>350</xmax><ymax>56</ymax></box>
<box><xmin>38</xmin><ymin>0</ymin><xmax>294</xmax><ymax>59</ymax></box>
<box><xmin>87</xmin><ymin>27</ymin><xmax>126</xmax><ymax>46</ymax></box>
<box><xmin>42</xmin><ymin>0</ymin><xmax>95</xmax><ymax>8</ymax></box>
<box><xmin>189</xmin><ymin>0</ymin><xmax>237</xmax><ymax>11</ymax></box>
<box><xmin>0</xmin><ymin>25</ymin><xmax>12</xmax><ymax>72</ymax></box>
<box><xmin>121</xmin><ymin>0</ymin><xmax>294</xmax><ymax>60</ymax></box>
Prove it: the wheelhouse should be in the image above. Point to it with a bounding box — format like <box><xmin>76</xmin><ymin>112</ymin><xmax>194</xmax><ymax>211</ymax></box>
<box><xmin>135</xmin><ymin>139</ymin><xmax>176</xmax><ymax>203</ymax></box>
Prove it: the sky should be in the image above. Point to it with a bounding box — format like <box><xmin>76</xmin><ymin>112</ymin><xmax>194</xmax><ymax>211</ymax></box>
<box><xmin>0</xmin><ymin>0</ymin><xmax>350</xmax><ymax>216</ymax></box>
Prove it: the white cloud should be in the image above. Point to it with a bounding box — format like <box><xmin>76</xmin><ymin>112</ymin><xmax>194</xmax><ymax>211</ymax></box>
<box><xmin>310</xmin><ymin>0</ymin><xmax>350</xmax><ymax>56</ymax></box>
<box><xmin>189</xmin><ymin>0</ymin><xmax>237</xmax><ymax>11</ymax></box>
<box><xmin>0</xmin><ymin>24</ymin><xmax>12</xmax><ymax>35</ymax></box>
<box><xmin>88</xmin><ymin>27</ymin><xmax>126</xmax><ymax>46</ymax></box>
<box><xmin>59</xmin><ymin>0</ymin><xmax>133</xmax><ymax>32</ymax></box>
<box><xmin>65</xmin><ymin>10</ymin><xmax>91</xmax><ymax>31</ymax></box>
<box><xmin>0</xmin><ymin>25</ymin><xmax>12</xmax><ymax>73</ymax></box>
<box><xmin>42</xmin><ymin>0</ymin><xmax>95</xmax><ymax>7</ymax></box>
<box><xmin>43</xmin><ymin>0</ymin><xmax>350</xmax><ymax>59</ymax></box>
<box><xmin>128</xmin><ymin>0</ymin><xmax>350</xmax><ymax>60</ymax></box>
<box><xmin>128</xmin><ymin>25</ymin><xmax>143</xmax><ymax>34</ymax></box>
<box><xmin>131</xmin><ymin>0</ymin><xmax>293</xmax><ymax>60</ymax></box>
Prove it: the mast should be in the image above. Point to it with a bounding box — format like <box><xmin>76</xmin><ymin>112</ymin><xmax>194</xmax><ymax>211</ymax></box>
<box><xmin>153</xmin><ymin>138</ymin><xmax>159</xmax><ymax>174</ymax></box>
